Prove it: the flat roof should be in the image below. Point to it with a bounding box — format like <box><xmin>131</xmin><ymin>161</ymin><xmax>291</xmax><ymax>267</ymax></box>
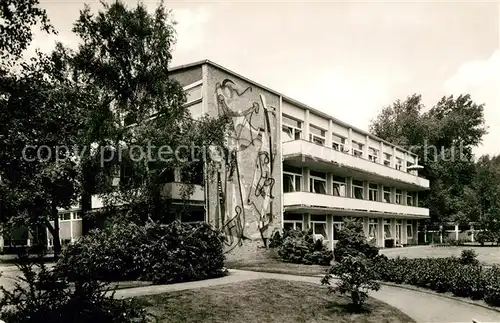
<box><xmin>170</xmin><ymin>59</ymin><xmax>417</xmax><ymax>157</ymax></box>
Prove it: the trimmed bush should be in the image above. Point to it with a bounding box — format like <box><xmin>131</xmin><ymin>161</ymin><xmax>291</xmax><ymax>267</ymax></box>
<box><xmin>373</xmin><ymin>255</ymin><xmax>500</xmax><ymax>307</ymax></box>
<box><xmin>275</xmin><ymin>229</ymin><xmax>333</xmax><ymax>265</ymax></box>
<box><xmin>55</xmin><ymin>220</ymin><xmax>226</xmax><ymax>284</ymax></box>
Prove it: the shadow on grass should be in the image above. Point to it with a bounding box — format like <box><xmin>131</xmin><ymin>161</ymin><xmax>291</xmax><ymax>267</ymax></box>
<box><xmin>326</xmin><ymin>301</ymin><xmax>372</xmax><ymax>315</ymax></box>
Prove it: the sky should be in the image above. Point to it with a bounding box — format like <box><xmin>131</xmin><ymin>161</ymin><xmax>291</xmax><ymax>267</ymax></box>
<box><xmin>31</xmin><ymin>0</ymin><xmax>500</xmax><ymax>157</ymax></box>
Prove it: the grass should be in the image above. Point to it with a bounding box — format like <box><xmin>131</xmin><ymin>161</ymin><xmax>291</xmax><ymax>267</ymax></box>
<box><xmin>228</xmin><ymin>257</ymin><xmax>329</xmax><ymax>276</ymax></box>
<box><xmin>136</xmin><ymin>279</ymin><xmax>415</xmax><ymax>323</ymax></box>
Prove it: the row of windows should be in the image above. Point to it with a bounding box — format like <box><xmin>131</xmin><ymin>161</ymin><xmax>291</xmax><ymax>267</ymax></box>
<box><xmin>283</xmin><ymin>214</ymin><xmax>414</xmax><ymax>242</ymax></box>
<box><xmin>282</xmin><ymin>114</ymin><xmax>416</xmax><ymax>173</ymax></box>
<box><xmin>283</xmin><ymin>166</ymin><xmax>418</xmax><ymax>206</ymax></box>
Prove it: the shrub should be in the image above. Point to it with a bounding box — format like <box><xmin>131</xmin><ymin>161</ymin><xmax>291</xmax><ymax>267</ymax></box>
<box><xmin>0</xmin><ymin>253</ymin><xmax>147</xmax><ymax>323</ymax></box>
<box><xmin>322</xmin><ymin>254</ymin><xmax>380</xmax><ymax>310</ymax></box>
<box><xmin>55</xmin><ymin>220</ymin><xmax>226</xmax><ymax>284</ymax></box>
<box><xmin>334</xmin><ymin>220</ymin><xmax>378</xmax><ymax>262</ymax></box>
<box><xmin>137</xmin><ymin>221</ymin><xmax>226</xmax><ymax>284</ymax></box>
<box><xmin>459</xmin><ymin>249</ymin><xmax>479</xmax><ymax>266</ymax></box>
<box><xmin>276</xmin><ymin>229</ymin><xmax>333</xmax><ymax>265</ymax></box>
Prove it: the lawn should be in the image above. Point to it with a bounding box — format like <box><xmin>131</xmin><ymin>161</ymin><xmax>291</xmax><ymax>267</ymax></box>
<box><xmin>380</xmin><ymin>245</ymin><xmax>500</xmax><ymax>265</ymax></box>
<box><xmin>136</xmin><ymin>279</ymin><xmax>415</xmax><ymax>323</ymax></box>
<box><xmin>227</xmin><ymin>257</ymin><xmax>329</xmax><ymax>276</ymax></box>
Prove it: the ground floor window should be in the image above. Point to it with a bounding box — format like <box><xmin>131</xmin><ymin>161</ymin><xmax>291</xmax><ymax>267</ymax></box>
<box><xmin>310</xmin><ymin>214</ymin><xmax>328</xmax><ymax>242</ymax></box>
<box><xmin>384</xmin><ymin>219</ymin><xmax>392</xmax><ymax>239</ymax></box>
<box><xmin>332</xmin><ymin>216</ymin><xmax>344</xmax><ymax>241</ymax></box>
<box><xmin>283</xmin><ymin>213</ymin><xmax>303</xmax><ymax>231</ymax></box>
<box><xmin>368</xmin><ymin>218</ymin><xmax>378</xmax><ymax>244</ymax></box>
<box><xmin>407</xmin><ymin>222</ymin><xmax>413</xmax><ymax>239</ymax></box>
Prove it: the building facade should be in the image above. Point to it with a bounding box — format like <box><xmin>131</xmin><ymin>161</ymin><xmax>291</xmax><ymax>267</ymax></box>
<box><xmin>0</xmin><ymin>60</ymin><xmax>430</xmax><ymax>252</ymax></box>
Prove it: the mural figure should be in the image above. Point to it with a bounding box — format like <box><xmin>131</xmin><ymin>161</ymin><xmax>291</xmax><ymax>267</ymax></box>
<box><xmin>214</xmin><ymin>79</ymin><xmax>278</xmax><ymax>251</ymax></box>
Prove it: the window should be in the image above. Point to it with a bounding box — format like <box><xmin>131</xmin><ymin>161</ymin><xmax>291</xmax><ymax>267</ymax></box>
<box><xmin>59</xmin><ymin>213</ymin><xmax>71</xmax><ymax>221</ymax></box>
<box><xmin>395</xmin><ymin>219</ymin><xmax>402</xmax><ymax>242</ymax></box>
<box><xmin>309</xmin><ymin>125</ymin><xmax>326</xmax><ymax>146</ymax></box>
<box><xmin>332</xmin><ymin>134</ymin><xmax>346</xmax><ymax>151</ymax></box>
<box><xmin>333</xmin><ymin>216</ymin><xmax>343</xmax><ymax>241</ymax></box>
<box><xmin>407</xmin><ymin>223</ymin><xmax>413</xmax><ymax>239</ymax></box>
<box><xmin>406</xmin><ymin>191</ymin><xmax>415</xmax><ymax>206</ymax></box>
<box><xmin>368</xmin><ymin>147</ymin><xmax>379</xmax><ymax>162</ymax></box>
<box><xmin>368</xmin><ymin>218</ymin><xmax>378</xmax><ymax>243</ymax></box>
<box><xmin>283</xmin><ymin>213</ymin><xmax>303</xmax><ymax>231</ymax></box>
<box><xmin>384</xmin><ymin>153</ymin><xmax>392</xmax><ymax>167</ymax></box>
<box><xmin>74</xmin><ymin>212</ymin><xmax>83</xmax><ymax>220</ymax></box>
<box><xmin>384</xmin><ymin>219</ymin><xmax>392</xmax><ymax>239</ymax></box>
<box><xmin>282</xmin><ymin>115</ymin><xmax>302</xmax><ymax>141</ymax></box>
<box><xmin>395</xmin><ymin>157</ymin><xmax>403</xmax><ymax>171</ymax></box>
<box><xmin>383</xmin><ymin>187</ymin><xmax>392</xmax><ymax>203</ymax></box>
<box><xmin>368</xmin><ymin>183</ymin><xmax>378</xmax><ymax>201</ymax></box>
<box><xmin>396</xmin><ymin>189</ymin><xmax>403</xmax><ymax>204</ymax></box>
<box><xmin>309</xmin><ymin>170</ymin><xmax>326</xmax><ymax>194</ymax></box>
<box><xmin>311</xmin><ymin>214</ymin><xmax>328</xmax><ymax>242</ymax></box>
<box><xmin>283</xmin><ymin>166</ymin><xmax>302</xmax><ymax>193</ymax></box>
<box><xmin>352</xmin><ymin>180</ymin><xmax>364</xmax><ymax>200</ymax></box>
<box><xmin>352</xmin><ymin>141</ymin><xmax>364</xmax><ymax>158</ymax></box>
<box><xmin>332</xmin><ymin>175</ymin><xmax>346</xmax><ymax>197</ymax></box>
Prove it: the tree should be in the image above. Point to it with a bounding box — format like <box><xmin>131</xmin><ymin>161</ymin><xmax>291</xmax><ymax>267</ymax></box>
<box><xmin>333</xmin><ymin>219</ymin><xmax>378</xmax><ymax>262</ymax></box>
<box><xmin>53</xmin><ymin>0</ymin><xmax>229</xmax><ymax>226</ymax></box>
<box><xmin>370</xmin><ymin>94</ymin><xmax>487</xmax><ymax>224</ymax></box>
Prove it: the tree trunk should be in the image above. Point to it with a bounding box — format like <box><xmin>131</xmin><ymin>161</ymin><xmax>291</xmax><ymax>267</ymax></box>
<box><xmin>50</xmin><ymin>201</ymin><xmax>61</xmax><ymax>261</ymax></box>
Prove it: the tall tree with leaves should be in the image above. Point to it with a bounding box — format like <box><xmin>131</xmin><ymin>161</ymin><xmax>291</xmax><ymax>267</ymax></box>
<box><xmin>370</xmin><ymin>93</ymin><xmax>487</xmax><ymax>223</ymax></box>
<box><xmin>53</xmin><ymin>0</ymin><xmax>229</xmax><ymax>226</ymax></box>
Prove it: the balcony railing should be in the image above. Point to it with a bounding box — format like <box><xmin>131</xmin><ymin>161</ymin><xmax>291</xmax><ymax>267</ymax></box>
<box><xmin>282</xmin><ymin>140</ymin><xmax>429</xmax><ymax>189</ymax></box>
<box><xmin>284</xmin><ymin>191</ymin><xmax>429</xmax><ymax>217</ymax></box>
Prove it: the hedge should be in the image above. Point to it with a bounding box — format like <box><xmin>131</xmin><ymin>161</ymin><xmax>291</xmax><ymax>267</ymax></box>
<box><xmin>373</xmin><ymin>251</ymin><xmax>500</xmax><ymax>307</ymax></box>
<box><xmin>270</xmin><ymin>229</ymin><xmax>333</xmax><ymax>265</ymax></box>
<box><xmin>54</xmin><ymin>220</ymin><xmax>226</xmax><ymax>284</ymax></box>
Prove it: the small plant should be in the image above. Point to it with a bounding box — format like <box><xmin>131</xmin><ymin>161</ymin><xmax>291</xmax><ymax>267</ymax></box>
<box><xmin>275</xmin><ymin>228</ymin><xmax>333</xmax><ymax>265</ymax></box>
<box><xmin>460</xmin><ymin>249</ymin><xmax>479</xmax><ymax>265</ymax></box>
<box><xmin>322</xmin><ymin>254</ymin><xmax>380</xmax><ymax>310</ymax></box>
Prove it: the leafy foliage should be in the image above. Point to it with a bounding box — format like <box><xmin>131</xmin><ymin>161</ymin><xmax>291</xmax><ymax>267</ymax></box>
<box><xmin>272</xmin><ymin>228</ymin><xmax>333</xmax><ymax>265</ymax></box>
<box><xmin>0</xmin><ymin>253</ymin><xmax>147</xmax><ymax>323</ymax></box>
<box><xmin>54</xmin><ymin>220</ymin><xmax>227</xmax><ymax>284</ymax></box>
<box><xmin>322</xmin><ymin>254</ymin><xmax>381</xmax><ymax>310</ymax></box>
<box><xmin>333</xmin><ymin>219</ymin><xmax>378</xmax><ymax>262</ymax></box>
<box><xmin>459</xmin><ymin>249</ymin><xmax>479</xmax><ymax>266</ymax></box>
<box><xmin>370</xmin><ymin>94</ymin><xmax>487</xmax><ymax>223</ymax></box>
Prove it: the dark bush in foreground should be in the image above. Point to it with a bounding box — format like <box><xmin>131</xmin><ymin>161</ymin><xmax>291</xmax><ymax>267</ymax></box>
<box><xmin>322</xmin><ymin>254</ymin><xmax>380</xmax><ymax>310</ymax></box>
<box><xmin>0</xmin><ymin>254</ymin><xmax>147</xmax><ymax>323</ymax></box>
<box><xmin>373</xmin><ymin>253</ymin><xmax>500</xmax><ymax>307</ymax></box>
<box><xmin>274</xmin><ymin>229</ymin><xmax>333</xmax><ymax>265</ymax></box>
<box><xmin>334</xmin><ymin>219</ymin><xmax>378</xmax><ymax>262</ymax></box>
<box><xmin>55</xmin><ymin>220</ymin><xmax>226</xmax><ymax>284</ymax></box>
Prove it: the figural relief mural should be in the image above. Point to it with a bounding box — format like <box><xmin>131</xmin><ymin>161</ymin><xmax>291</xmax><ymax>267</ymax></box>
<box><xmin>213</xmin><ymin>78</ymin><xmax>279</xmax><ymax>251</ymax></box>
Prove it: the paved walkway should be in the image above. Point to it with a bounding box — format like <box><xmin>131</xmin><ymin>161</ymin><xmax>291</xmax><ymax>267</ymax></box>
<box><xmin>114</xmin><ymin>269</ymin><xmax>500</xmax><ymax>323</ymax></box>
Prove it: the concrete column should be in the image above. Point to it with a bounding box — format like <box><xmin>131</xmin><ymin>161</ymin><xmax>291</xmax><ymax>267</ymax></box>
<box><xmin>439</xmin><ymin>225</ymin><xmax>443</xmax><ymax>243</ymax></box>
<box><xmin>326</xmin><ymin>173</ymin><xmax>332</xmax><ymax>195</ymax></box>
<box><xmin>392</xmin><ymin>146</ymin><xmax>396</xmax><ymax>168</ymax></box>
<box><xmin>403</xmin><ymin>152</ymin><xmax>408</xmax><ymax>172</ymax></box>
<box><xmin>327</xmin><ymin>119</ymin><xmax>333</xmax><ymax>148</ymax></box>
<box><xmin>363</xmin><ymin>181</ymin><xmax>368</xmax><ymax>200</ymax></box>
<box><xmin>364</xmin><ymin>135</ymin><xmax>369</xmax><ymax>158</ymax></box>
<box><xmin>471</xmin><ymin>225</ymin><xmax>475</xmax><ymax>242</ymax></box>
<box><xmin>415</xmin><ymin>192</ymin><xmax>419</xmax><ymax>207</ymax></box>
<box><xmin>304</xmin><ymin>213</ymin><xmax>310</xmax><ymax>230</ymax></box>
<box><xmin>402</xmin><ymin>219</ymin><xmax>407</xmax><ymax>244</ymax></box>
<box><xmin>363</xmin><ymin>217</ymin><xmax>369</xmax><ymax>238</ymax></box>
<box><xmin>0</xmin><ymin>235</ymin><xmax>3</xmax><ymax>251</ymax></box>
<box><xmin>303</xmin><ymin>168</ymin><xmax>310</xmax><ymax>192</ymax></box>
<box><xmin>379</xmin><ymin>141</ymin><xmax>384</xmax><ymax>164</ymax></box>
<box><xmin>378</xmin><ymin>185</ymin><xmax>383</xmax><ymax>202</ymax></box>
<box><xmin>346</xmin><ymin>177</ymin><xmax>353</xmax><ymax>198</ymax></box>
<box><xmin>347</xmin><ymin>128</ymin><xmax>353</xmax><ymax>152</ymax></box>
<box><xmin>415</xmin><ymin>155</ymin><xmax>419</xmax><ymax>176</ymax></box>
<box><xmin>424</xmin><ymin>224</ymin><xmax>427</xmax><ymax>243</ymax></box>
<box><xmin>391</xmin><ymin>187</ymin><xmax>396</xmax><ymax>204</ymax></box>
<box><xmin>455</xmin><ymin>224</ymin><xmax>459</xmax><ymax>241</ymax></box>
<box><xmin>70</xmin><ymin>216</ymin><xmax>74</xmax><ymax>243</ymax></box>
<box><xmin>327</xmin><ymin>215</ymin><xmax>333</xmax><ymax>250</ymax></box>
<box><xmin>403</xmin><ymin>190</ymin><xmax>407</xmax><ymax>205</ymax></box>
<box><xmin>378</xmin><ymin>218</ymin><xmax>384</xmax><ymax>248</ymax></box>
<box><xmin>304</xmin><ymin>109</ymin><xmax>310</xmax><ymax>140</ymax></box>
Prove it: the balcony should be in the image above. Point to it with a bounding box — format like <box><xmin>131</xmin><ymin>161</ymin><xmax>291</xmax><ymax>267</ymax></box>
<box><xmin>283</xmin><ymin>140</ymin><xmax>429</xmax><ymax>190</ymax></box>
<box><xmin>284</xmin><ymin>191</ymin><xmax>429</xmax><ymax>218</ymax></box>
<box><xmin>161</xmin><ymin>182</ymin><xmax>205</xmax><ymax>202</ymax></box>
